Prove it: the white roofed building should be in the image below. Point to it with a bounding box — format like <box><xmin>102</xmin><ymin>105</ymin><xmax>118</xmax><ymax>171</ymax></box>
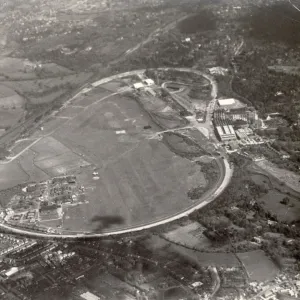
<box><xmin>133</xmin><ymin>82</ymin><xmax>144</xmax><ymax>90</ymax></box>
<box><xmin>218</xmin><ymin>98</ymin><xmax>236</xmax><ymax>107</ymax></box>
<box><xmin>216</xmin><ymin>125</ymin><xmax>236</xmax><ymax>141</ymax></box>
<box><xmin>80</xmin><ymin>291</ymin><xmax>100</xmax><ymax>300</ymax></box>
<box><xmin>4</xmin><ymin>267</ymin><xmax>19</xmax><ymax>278</ymax></box>
<box><xmin>143</xmin><ymin>78</ymin><xmax>155</xmax><ymax>86</ymax></box>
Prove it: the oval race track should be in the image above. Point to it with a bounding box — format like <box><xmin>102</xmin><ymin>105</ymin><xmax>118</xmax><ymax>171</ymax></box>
<box><xmin>0</xmin><ymin>68</ymin><xmax>233</xmax><ymax>239</ymax></box>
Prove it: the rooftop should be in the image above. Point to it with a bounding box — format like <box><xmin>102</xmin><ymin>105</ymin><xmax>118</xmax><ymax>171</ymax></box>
<box><xmin>80</xmin><ymin>291</ymin><xmax>100</xmax><ymax>300</ymax></box>
<box><xmin>218</xmin><ymin>98</ymin><xmax>236</xmax><ymax>106</ymax></box>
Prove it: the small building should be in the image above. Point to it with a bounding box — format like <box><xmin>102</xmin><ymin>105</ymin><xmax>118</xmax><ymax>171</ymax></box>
<box><xmin>143</xmin><ymin>79</ymin><xmax>155</xmax><ymax>86</ymax></box>
<box><xmin>218</xmin><ymin>98</ymin><xmax>236</xmax><ymax>107</ymax></box>
<box><xmin>133</xmin><ymin>82</ymin><xmax>144</xmax><ymax>90</ymax></box>
<box><xmin>263</xmin><ymin>289</ymin><xmax>273</xmax><ymax>298</ymax></box>
<box><xmin>80</xmin><ymin>291</ymin><xmax>100</xmax><ymax>300</ymax></box>
<box><xmin>4</xmin><ymin>267</ymin><xmax>19</xmax><ymax>278</ymax></box>
<box><xmin>191</xmin><ymin>281</ymin><xmax>203</xmax><ymax>288</ymax></box>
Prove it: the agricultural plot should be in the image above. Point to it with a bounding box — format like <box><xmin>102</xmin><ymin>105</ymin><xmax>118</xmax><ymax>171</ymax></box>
<box><xmin>18</xmin><ymin>149</ymin><xmax>50</xmax><ymax>182</ymax></box>
<box><xmin>39</xmin><ymin>219</ymin><xmax>61</xmax><ymax>228</ymax></box>
<box><xmin>0</xmin><ymin>161</ymin><xmax>28</xmax><ymax>190</ymax></box>
<box><xmin>258</xmin><ymin>190</ymin><xmax>300</xmax><ymax>223</ymax></box>
<box><xmin>31</xmin><ymin>136</ymin><xmax>90</xmax><ymax>177</ymax></box>
<box><xmin>71</xmin><ymin>88</ymin><xmax>112</xmax><ymax>107</ymax></box>
<box><xmin>30</xmin><ymin>117</ymin><xmax>67</xmax><ymax>137</ymax></box>
<box><xmin>168</xmin><ymin>244</ymin><xmax>240</xmax><ymax>267</ymax></box>
<box><xmin>63</xmin><ymin>138</ymin><xmax>206</xmax><ymax>232</ymax></box>
<box><xmin>29</xmin><ymin>90</ymin><xmax>68</xmax><ymax>104</ymax></box>
<box><xmin>0</xmin><ymin>58</ymin><xmax>73</xmax><ymax>80</ymax></box>
<box><xmin>55</xmin><ymin>106</ymin><xmax>83</xmax><ymax>118</ymax></box>
<box><xmin>237</xmin><ymin>250</ymin><xmax>279</xmax><ymax>282</ymax></box>
<box><xmin>0</xmin><ymin>86</ymin><xmax>25</xmax><ymax>108</ymax></box>
<box><xmin>164</xmin><ymin>221</ymin><xmax>211</xmax><ymax>249</ymax></box>
<box><xmin>48</xmin><ymin>89</ymin><xmax>209</xmax><ymax>232</ymax></box>
<box><xmin>100</xmin><ymin>80</ymin><xmax>127</xmax><ymax>92</ymax></box>
<box><xmin>0</xmin><ymin>109</ymin><xmax>24</xmax><ymax>129</ymax></box>
<box><xmin>256</xmin><ymin>160</ymin><xmax>300</xmax><ymax>193</ymax></box>
<box><xmin>0</xmin><ymin>57</ymin><xmax>36</xmax><ymax>80</ymax></box>
<box><xmin>0</xmin><ymin>85</ymin><xmax>25</xmax><ymax>128</ymax></box>
<box><xmin>3</xmin><ymin>72</ymin><xmax>93</xmax><ymax>97</ymax></box>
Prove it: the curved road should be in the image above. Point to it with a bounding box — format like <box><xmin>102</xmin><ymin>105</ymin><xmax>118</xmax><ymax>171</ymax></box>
<box><xmin>0</xmin><ymin>68</ymin><xmax>233</xmax><ymax>239</ymax></box>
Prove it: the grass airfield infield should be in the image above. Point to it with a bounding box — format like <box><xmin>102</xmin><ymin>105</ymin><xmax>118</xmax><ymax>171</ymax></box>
<box><xmin>0</xmin><ymin>70</ymin><xmax>224</xmax><ymax>234</ymax></box>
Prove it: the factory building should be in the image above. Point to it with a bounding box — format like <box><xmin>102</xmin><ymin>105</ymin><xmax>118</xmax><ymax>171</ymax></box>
<box><xmin>218</xmin><ymin>98</ymin><xmax>236</xmax><ymax>107</ymax></box>
<box><xmin>213</xmin><ymin>107</ymin><xmax>257</xmax><ymax>127</ymax></box>
<box><xmin>216</xmin><ymin>125</ymin><xmax>236</xmax><ymax>141</ymax></box>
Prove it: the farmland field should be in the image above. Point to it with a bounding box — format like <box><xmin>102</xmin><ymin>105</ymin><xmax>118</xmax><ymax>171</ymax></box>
<box><xmin>258</xmin><ymin>190</ymin><xmax>300</xmax><ymax>223</ymax></box>
<box><xmin>0</xmin><ymin>109</ymin><xmax>24</xmax><ymax>129</ymax></box>
<box><xmin>237</xmin><ymin>250</ymin><xmax>279</xmax><ymax>282</ymax></box>
<box><xmin>168</xmin><ymin>244</ymin><xmax>240</xmax><ymax>267</ymax></box>
<box><xmin>0</xmin><ymin>71</ymin><xmax>222</xmax><ymax>233</ymax></box>
<box><xmin>164</xmin><ymin>221</ymin><xmax>211</xmax><ymax>250</ymax></box>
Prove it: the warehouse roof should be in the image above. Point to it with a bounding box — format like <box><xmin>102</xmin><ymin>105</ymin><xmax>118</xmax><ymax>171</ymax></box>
<box><xmin>133</xmin><ymin>82</ymin><xmax>144</xmax><ymax>89</ymax></box>
<box><xmin>218</xmin><ymin>98</ymin><xmax>235</xmax><ymax>106</ymax></box>
<box><xmin>80</xmin><ymin>292</ymin><xmax>100</xmax><ymax>300</ymax></box>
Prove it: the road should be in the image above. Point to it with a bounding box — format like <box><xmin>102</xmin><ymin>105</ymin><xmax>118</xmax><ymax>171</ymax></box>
<box><xmin>0</xmin><ymin>68</ymin><xmax>233</xmax><ymax>239</ymax></box>
<box><xmin>289</xmin><ymin>0</ymin><xmax>300</xmax><ymax>12</ymax></box>
<box><xmin>209</xmin><ymin>266</ymin><xmax>221</xmax><ymax>298</ymax></box>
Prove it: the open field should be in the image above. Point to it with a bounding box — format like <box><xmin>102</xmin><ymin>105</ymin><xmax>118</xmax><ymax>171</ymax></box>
<box><xmin>55</xmin><ymin>106</ymin><xmax>83</xmax><ymax>118</ymax></box>
<box><xmin>3</xmin><ymin>72</ymin><xmax>93</xmax><ymax>104</ymax></box>
<box><xmin>168</xmin><ymin>244</ymin><xmax>240</xmax><ymax>267</ymax></box>
<box><xmin>30</xmin><ymin>136</ymin><xmax>90</xmax><ymax>177</ymax></box>
<box><xmin>28</xmin><ymin>90</ymin><xmax>68</xmax><ymax>104</ymax></box>
<box><xmin>0</xmin><ymin>85</ymin><xmax>25</xmax><ymax>108</ymax></box>
<box><xmin>0</xmin><ymin>161</ymin><xmax>28</xmax><ymax>190</ymax></box>
<box><xmin>0</xmin><ymin>84</ymin><xmax>26</xmax><ymax>128</ymax></box>
<box><xmin>18</xmin><ymin>149</ymin><xmax>50</xmax><ymax>182</ymax></box>
<box><xmin>53</xmin><ymin>89</ymin><xmax>208</xmax><ymax>231</ymax></box>
<box><xmin>0</xmin><ymin>57</ymin><xmax>74</xmax><ymax>80</ymax></box>
<box><xmin>255</xmin><ymin>160</ymin><xmax>300</xmax><ymax>193</ymax></box>
<box><xmin>258</xmin><ymin>190</ymin><xmax>300</xmax><ymax>223</ymax></box>
<box><xmin>0</xmin><ymin>109</ymin><xmax>24</xmax><ymax>129</ymax></box>
<box><xmin>163</xmin><ymin>221</ymin><xmax>211</xmax><ymax>250</ymax></box>
<box><xmin>237</xmin><ymin>250</ymin><xmax>279</xmax><ymax>282</ymax></box>
<box><xmin>248</xmin><ymin>164</ymin><xmax>300</xmax><ymax>222</ymax></box>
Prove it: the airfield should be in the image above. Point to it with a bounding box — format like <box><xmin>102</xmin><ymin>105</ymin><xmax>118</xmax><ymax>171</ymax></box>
<box><xmin>0</xmin><ymin>69</ymin><xmax>232</xmax><ymax>237</ymax></box>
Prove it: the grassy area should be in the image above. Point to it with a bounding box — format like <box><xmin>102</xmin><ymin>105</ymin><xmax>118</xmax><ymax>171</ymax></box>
<box><xmin>237</xmin><ymin>250</ymin><xmax>279</xmax><ymax>282</ymax></box>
